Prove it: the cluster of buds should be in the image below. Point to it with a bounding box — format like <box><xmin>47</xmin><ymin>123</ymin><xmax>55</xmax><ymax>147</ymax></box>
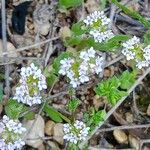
<box><xmin>13</xmin><ymin>63</ymin><xmax>47</xmax><ymax>106</ymax></box>
<box><xmin>122</xmin><ymin>36</ymin><xmax>150</xmax><ymax>69</ymax></box>
<box><xmin>0</xmin><ymin>115</ymin><xmax>26</xmax><ymax>150</ymax></box>
<box><xmin>59</xmin><ymin>47</ymin><xmax>105</xmax><ymax>88</ymax></box>
<box><xmin>84</xmin><ymin>11</ymin><xmax>114</xmax><ymax>43</ymax></box>
<box><xmin>63</xmin><ymin>120</ymin><xmax>90</xmax><ymax>144</ymax></box>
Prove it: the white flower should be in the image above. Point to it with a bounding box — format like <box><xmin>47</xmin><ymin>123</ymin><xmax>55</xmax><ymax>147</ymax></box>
<box><xmin>84</xmin><ymin>11</ymin><xmax>110</xmax><ymax>27</ymax></box>
<box><xmin>63</xmin><ymin>120</ymin><xmax>90</xmax><ymax>144</ymax></box>
<box><xmin>143</xmin><ymin>45</ymin><xmax>150</xmax><ymax>61</ymax></box>
<box><xmin>122</xmin><ymin>36</ymin><xmax>150</xmax><ymax>69</ymax></box>
<box><xmin>90</xmin><ymin>29</ymin><xmax>114</xmax><ymax>43</ymax></box>
<box><xmin>0</xmin><ymin>115</ymin><xmax>26</xmax><ymax>150</ymax></box>
<box><xmin>122</xmin><ymin>36</ymin><xmax>140</xmax><ymax>50</ymax></box>
<box><xmin>59</xmin><ymin>48</ymin><xmax>105</xmax><ymax>88</ymax></box>
<box><xmin>84</xmin><ymin>11</ymin><xmax>114</xmax><ymax>43</ymax></box>
<box><xmin>13</xmin><ymin>63</ymin><xmax>47</xmax><ymax>106</ymax></box>
<box><xmin>136</xmin><ymin>60</ymin><xmax>149</xmax><ymax>69</ymax></box>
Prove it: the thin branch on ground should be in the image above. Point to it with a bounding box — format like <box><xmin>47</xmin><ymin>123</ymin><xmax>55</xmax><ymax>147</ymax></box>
<box><xmin>98</xmin><ymin>124</ymin><xmax>150</xmax><ymax>132</ymax></box>
<box><xmin>2</xmin><ymin>36</ymin><xmax>60</xmax><ymax>56</ymax></box>
<box><xmin>1</xmin><ymin>0</ymin><xmax>10</xmax><ymax>95</ymax></box>
<box><xmin>79</xmin><ymin>67</ymin><xmax>150</xmax><ymax>149</ymax></box>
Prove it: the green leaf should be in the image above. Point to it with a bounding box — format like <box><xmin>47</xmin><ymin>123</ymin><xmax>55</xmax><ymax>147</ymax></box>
<box><xmin>24</xmin><ymin>111</ymin><xmax>35</xmax><ymax>120</ymax></box>
<box><xmin>92</xmin><ymin>109</ymin><xmax>106</xmax><ymax>125</ymax></box>
<box><xmin>5</xmin><ymin>100</ymin><xmax>25</xmax><ymax>119</ymax></box>
<box><xmin>67</xmin><ymin>98</ymin><xmax>80</xmax><ymax>112</ymax></box>
<box><xmin>93</xmin><ymin>35</ymin><xmax>129</xmax><ymax>52</ymax></box>
<box><xmin>47</xmin><ymin>73</ymin><xmax>58</xmax><ymax>87</ymax></box>
<box><xmin>0</xmin><ymin>84</ymin><xmax>3</xmax><ymax>103</ymax></box>
<box><xmin>144</xmin><ymin>30</ymin><xmax>150</xmax><ymax>44</ymax></box>
<box><xmin>44</xmin><ymin>104</ymin><xmax>70</xmax><ymax>123</ymax></box>
<box><xmin>119</xmin><ymin>70</ymin><xmax>137</xmax><ymax>90</ymax></box>
<box><xmin>71</xmin><ymin>22</ymin><xmax>86</xmax><ymax>36</ymax></box>
<box><xmin>59</xmin><ymin>0</ymin><xmax>82</xmax><ymax>9</ymax></box>
<box><xmin>94</xmin><ymin>75</ymin><xmax>127</xmax><ymax>105</ymax></box>
<box><xmin>53</xmin><ymin>52</ymin><xmax>73</xmax><ymax>74</ymax></box>
<box><xmin>112</xmin><ymin>0</ymin><xmax>150</xmax><ymax>28</ymax></box>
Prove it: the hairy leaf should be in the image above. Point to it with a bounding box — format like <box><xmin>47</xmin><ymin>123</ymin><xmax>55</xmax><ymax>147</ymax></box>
<box><xmin>67</xmin><ymin>98</ymin><xmax>80</xmax><ymax>112</ymax></box>
<box><xmin>59</xmin><ymin>0</ymin><xmax>82</xmax><ymax>9</ymax></box>
<box><xmin>5</xmin><ymin>100</ymin><xmax>25</xmax><ymax>119</ymax></box>
<box><xmin>44</xmin><ymin>104</ymin><xmax>70</xmax><ymax>123</ymax></box>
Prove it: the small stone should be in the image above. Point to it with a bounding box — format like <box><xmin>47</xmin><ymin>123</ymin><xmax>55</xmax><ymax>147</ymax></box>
<box><xmin>53</xmin><ymin>123</ymin><xmax>64</xmax><ymax>145</ymax></box>
<box><xmin>45</xmin><ymin>120</ymin><xmax>55</xmax><ymax>136</ymax></box>
<box><xmin>143</xmin><ymin>146</ymin><xmax>150</xmax><ymax>150</ymax></box>
<box><xmin>24</xmin><ymin>115</ymin><xmax>45</xmax><ymax>148</ymax></box>
<box><xmin>125</xmin><ymin>112</ymin><xmax>134</xmax><ymax>123</ymax></box>
<box><xmin>129</xmin><ymin>135</ymin><xmax>140</xmax><ymax>150</ymax></box>
<box><xmin>146</xmin><ymin>104</ymin><xmax>150</xmax><ymax>116</ymax></box>
<box><xmin>38</xmin><ymin>143</ymin><xmax>45</xmax><ymax>150</ymax></box>
<box><xmin>113</xmin><ymin>129</ymin><xmax>128</xmax><ymax>144</ymax></box>
<box><xmin>35</xmin><ymin>23</ymin><xmax>50</xmax><ymax>36</ymax></box>
<box><xmin>85</xmin><ymin>0</ymin><xmax>100</xmax><ymax>13</ymax></box>
<box><xmin>47</xmin><ymin>141</ymin><xmax>61</xmax><ymax>150</ymax></box>
<box><xmin>0</xmin><ymin>40</ymin><xmax>18</xmax><ymax>58</ymax></box>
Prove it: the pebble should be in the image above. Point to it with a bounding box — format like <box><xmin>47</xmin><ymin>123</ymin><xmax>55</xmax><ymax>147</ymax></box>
<box><xmin>113</xmin><ymin>129</ymin><xmax>128</xmax><ymax>144</ymax></box>
<box><xmin>0</xmin><ymin>40</ymin><xmax>18</xmax><ymax>58</ymax></box>
<box><xmin>129</xmin><ymin>135</ymin><xmax>140</xmax><ymax>150</ymax></box>
<box><xmin>53</xmin><ymin>123</ymin><xmax>64</xmax><ymax>145</ymax></box>
<box><xmin>146</xmin><ymin>104</ymin><xmax>150</xmax><ymax>116</ymax></box>
<box><xmin>24</xmin><ymin>115</ymin><xmax>45</xmax><ymax>148</ymax></box>
<box><xmin>125</xmin><ymin>112</ymin><xmax>134</xmax><ymax>123</ymax></box>
<box><xmin>45</xmin><ymin>120</ymin><xmax>55</xmax><ymax>136</ymax></box>
<box><xmin>47</xmin><ymin>141</ymin><xmax>61</xmax><ymax>150</ymax></box>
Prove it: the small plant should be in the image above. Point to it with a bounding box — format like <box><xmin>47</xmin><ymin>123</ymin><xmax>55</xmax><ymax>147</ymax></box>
<box><xmin>13</xmin><ymin>63</ymin><xmax>47</xmax><ymax>106</ymax></box>
<box><xmin>58</xmin><ymin>47</ymin><xmax>105</xmax><ymax>88</ymax></box>
<box><xmin>95</xmin><ymin>71</ymin><xmax>136</xmax><ymax>105</ymax></box>
<box><xmin>0</xmin><ymin>115</ymin><xmax>26</xmax><ymax>149</ymax></box>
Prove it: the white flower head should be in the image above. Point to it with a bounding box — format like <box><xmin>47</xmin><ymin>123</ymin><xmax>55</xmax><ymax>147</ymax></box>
<box><xmin>84</xmin><ymin>11</ymin><xmax>110</xmax><ymax>28</ymax></box>
<box><xmin>0</xmin><ymin>115</ymin><xmax>26</xmax><ymax>150</ymax></box>
<box><xmin>63</xmin><ymin>120</ymin><xmax>90</xmax><ymax>144</ymax></box>
<box><xmin>89</xmin><ymin>29</ymin><xmax>114</xmax><ymax>43</ymax></box>
<box><xmin>59</xmin><ymin>48</ymin><xmax>105</xmax><ymax>88</ymax></box>
<box><xmin>13</xmin><ymin>63</ymin><xmax>47</xmax><ymax>106</ymax></box>
<box><xmin>83</xmin><ymin>10</ymin><xmax>114</xmax><ymax>43</ymax></box>
<box><xmin>122</xmin><ymin>36</ymin><xmax>150</xmax><ymax>69</ymax></box>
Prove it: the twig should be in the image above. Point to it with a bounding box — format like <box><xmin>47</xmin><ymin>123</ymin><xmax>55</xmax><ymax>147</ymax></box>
<box><xmin>79</xmin><ymin>67</ymin><xmax>150</xmax><ymax>149</ymax></box>
<box><xmin>98</xmin><ymin>124</ymin><xmax>150</xmax><ymax>133</ymax></box>
<box><xmin>105</xmin><ymin>55</ymin><xmax>124</xmax><ymax>67</ymax></box>
<box><xmin>2</xmin><ymin>36</ymin><xmax>60</xmax><ymax>56</ymax></box>
<box><xmin>1</xmin><ymin>0</ymin><xmax>10</xmax><ymax>95</ymax></box>
<box><xmin>140</xmin><ymin>139</ymin><xmax>150</xmax><ymax>150</ymax></box>
<box><xmin>109</xmin><ymin>3</ymin><xmax>116</xmax><ymax>29</ymax></box>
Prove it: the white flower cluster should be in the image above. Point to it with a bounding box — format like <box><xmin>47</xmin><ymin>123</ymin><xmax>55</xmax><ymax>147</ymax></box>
<box><xmin>13</xmin><ymin>63</ymin><xmax>47</xmax><ymax>106</ymax></box>
<box><xmin>122</xmin><ymin>36</ymin><xmax>150</xmax><ymax>69</ymax></box>
<box><xmin>63</xmin><ymin>120</ymin><xmax>90</xmax><ymax>144</ymax></box>
<box><xmin>0</xmin><ymin>115</ymin><xmax>26</xmax><ymax>150</ymax></box>
<box><xmin>59</xmin><ymin>47</ymin><xmax>105</xmax><ymax>88</ymax></box>
<box><xmin>84</xmin><ymin>11</ymin><xmax>114</xmax><ymax>43</ymax></box>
